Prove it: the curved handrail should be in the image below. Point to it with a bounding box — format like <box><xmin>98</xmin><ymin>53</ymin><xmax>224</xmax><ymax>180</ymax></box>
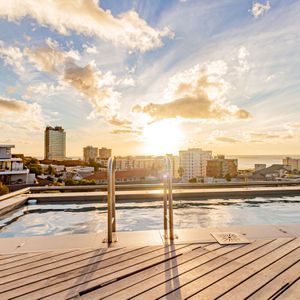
<box><xmin>163</xmin><ymin>156</ymin><xmax>174</xmax><ymax>240</ymax></box>
<box><xmin>107</xmin><ymin>156</ymin><xmax>116</xmax><ymax>243</ymax></box>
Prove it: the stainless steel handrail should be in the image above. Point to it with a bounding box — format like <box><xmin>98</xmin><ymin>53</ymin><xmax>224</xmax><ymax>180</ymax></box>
<box><xmin>106</xmin><ymin>156</ymin><xmax>116</xmax><ymax>243</ymax></box>
<box><xmin>163</xmin><ymin>156</ymin><xmax>174</xmax><ymax>240</ymax></box>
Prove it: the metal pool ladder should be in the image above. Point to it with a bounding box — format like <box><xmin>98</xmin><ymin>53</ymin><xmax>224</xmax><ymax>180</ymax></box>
<box><xmin>105</xmin><ymin>156</ymin><xmax>117</xmax><ymax>243</ymax></box>
<box><xmin>163</xmin><ymin>156</ymin><xmax>175</xmax><ymax>240</ymax></box>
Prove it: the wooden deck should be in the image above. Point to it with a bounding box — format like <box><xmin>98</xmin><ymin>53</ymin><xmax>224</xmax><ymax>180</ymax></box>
<box><xmin>0</xmin><ymin>237</ymin><xmax>299</xmax><ymax>299</ymax></box>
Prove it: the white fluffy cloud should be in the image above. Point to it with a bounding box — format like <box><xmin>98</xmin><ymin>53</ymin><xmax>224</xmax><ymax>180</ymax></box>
<box><xmin>251</xmin><ymin>1</ymin><xmax>271</xmax><ymax>18</ymax></box>
<box><xmin>0</xmin><ymin>41</ymin><xmax>24</xmax><ymax>73</ymax></box>
<box><xmin>0</xmin><ymin>97</ymin><xmax>44</xmax><ymax>131</ymax></box>
<box><xmin>63</xmin><ymin>61</ymin><xmax>120</xmax><ymax>119</ymax></box>
<box><xmin>0</xmin><ymin>0</ymin><xmax>173</xmax><ymax>52</ymax></box>
<box><xmin>133</xmin><ymin>62</ymin><xmax>250</xmax><ymax>122</ymax></box>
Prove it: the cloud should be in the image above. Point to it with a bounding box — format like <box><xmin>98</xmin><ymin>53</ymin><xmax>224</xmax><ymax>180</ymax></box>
<box><xmin>236</xmin><ymin>46</ymin><xmax>250</xmax><ymax>74</ymax></box>
<box><xmin>250</xmin><ymin>132</ymin><xmax>280</xmax><ymax>140</ymax></box>
<box><xmin>107</xmin><ymin>115</ymin><xmax>132</xmax><ymax>127</ymax></box>
<box><xmin>24</xmin><ymin>82</ymin><xmax>64</xmax><ymax>99</ymax></box>
<box><xmin>215</xmin><ymin>136</ymin><xmax>239</xmax><ymax>143</ymax></box>
<box><xmin>246</xmin><ymin>131</ymin><xmax>295</xmax><ymax>143</ymax></box>
<box><xmin>63</xmin><ymin>61</ymin><xmax>120</xmax><ymax>118</ymax></box>
<box><xmin>24</xmin><ymin>43</ymin><xmax>80</xmax><ymax>73</ymax></box>
<box><xmin>251</xmin><ymin>1</ymin><xmax>271</xmax><ymax>18</ymax></box>
<box><xmin>0</xmin><ymin>0</ymin><xmax>173</xmax><ymax>52</ymax></box>
<box><xmin>0</xmin><ymin>41</ymin><xmax>24</xmax><ymax>73</ymax></box>
<box><xmin>0</xmin><ymin>96</ymin><xmax>44</xmax><ymax>131</ymax></box>
<box><xmin>133</xmin><ymin>63</ymin><xmax>250</xmax><ymax>121</ymax></box>
<box><xmin>23</xmin><ymin>41</ymin><xmax>120</xmax><ymax>119</ymax></box>
<box><xmin>83</xmin><ymin>44</ymin><xmax>98</xmax><ymax>54</ymax></box>
<box><xmin>287</xmin><ymin>122</ymin><xmax>300</xmax><ymax>129</ymax></box>
<box><xmin>111</xmin><ymin>129</ymin><xmax>142</xmax><ymax>135</ymax></box>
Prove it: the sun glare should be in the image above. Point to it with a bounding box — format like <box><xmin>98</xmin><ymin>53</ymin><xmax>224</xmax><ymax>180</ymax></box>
<box><xmin>142</xmin><ymin>119</ymin><xmax>183</xmax><ymax>155</ymax></box>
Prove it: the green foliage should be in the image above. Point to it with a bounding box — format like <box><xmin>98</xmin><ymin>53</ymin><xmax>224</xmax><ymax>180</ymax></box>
<box><xmin>29</xmin><ymin>164</ymin><xmax>42</xmax><ymax>175</ymax></box>
<box><xmin>88</xmin><ymin>159</ymin><xmax>99</xmax><ymax>171</ymax></box>
<box><xmin>225</xmin><ymin>173</ymin><xmax>232</xmax><ymax>182</ymax></box>
<box><xmin>178</xmin><ymin>167</ymin><xmax>184</xmax><ymax>178</ymax></box>
<box><xmin>189</xmin><ymin>178</ymin><xmax>197</xmax><ymax>183</ymax></box>
<box><xmin>0</xmin><ymin>182</ymin><xmax>9</xmax><ymax>195</ymax></box>
<box><xmin>64</xmin><ymin>179</ymin><xmax>96</xmax><ymax>186</ymax></box>
<box><xmin>47</xmin><ymin>165</ymin><xmax>57</xmax><ymax>175</ymax></box>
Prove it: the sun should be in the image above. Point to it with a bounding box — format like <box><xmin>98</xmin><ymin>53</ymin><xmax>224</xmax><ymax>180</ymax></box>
<box><xmin>141</xmin><ymin>119</ymin><xmax>183</xmax><ymax>155</ymax></box>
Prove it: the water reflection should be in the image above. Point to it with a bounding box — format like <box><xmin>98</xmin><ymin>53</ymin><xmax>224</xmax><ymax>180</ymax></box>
<box><xmin>0</xmin><ymin>196</ymin><xmax>300</xmax><ymax>238</ymax></box>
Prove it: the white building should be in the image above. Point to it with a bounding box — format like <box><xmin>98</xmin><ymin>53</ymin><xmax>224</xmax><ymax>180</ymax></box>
<box><xmin>0</xmin><ymin>145</ymin><xmax>31</xmax><ymax>185</ymax></box>
<box><xmin>283</xmin><ymin>157</ymin><xmax>300</xmax><ymax>172</ymax></box>
<box><xmin>179</xmin><ymin>148</ymin><xmax>212</xmax><ymax>182</ymax></box>
<box><xmin>44</xmin><ymin>126</ymin><xmax>66</xmax><ymax>160</ymax></box>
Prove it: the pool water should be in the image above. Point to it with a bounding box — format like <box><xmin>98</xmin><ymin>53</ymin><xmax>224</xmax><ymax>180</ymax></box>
<box><xmin>1</xmin><ymin>196</ymin><xmax>300</xmax><ymax>238</ymax></box>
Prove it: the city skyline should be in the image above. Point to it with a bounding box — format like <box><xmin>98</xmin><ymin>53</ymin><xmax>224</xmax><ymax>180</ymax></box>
<box><xmin>1</xmin><ymin>0</ymin><xmax>300</xmax><ymax>157</ymax></box>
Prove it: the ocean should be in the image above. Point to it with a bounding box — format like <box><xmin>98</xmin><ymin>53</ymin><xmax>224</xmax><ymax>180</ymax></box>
<box><xmin>227</xmin><ymin>155</ymin><xmax>300</xmax><ymax>170</ymax></box>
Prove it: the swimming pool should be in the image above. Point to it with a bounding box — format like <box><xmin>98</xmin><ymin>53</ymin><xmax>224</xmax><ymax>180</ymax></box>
<box><xmin>1</xmin><ymin>196</ymin><xmax>300</xmax><ymax>238</ymax></box>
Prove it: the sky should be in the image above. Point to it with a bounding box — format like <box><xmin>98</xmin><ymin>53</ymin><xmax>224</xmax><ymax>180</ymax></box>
<box><xmin>0</xmin><ymin>0</ymin><xmax>300</xmax><ymax>157</ymax></box>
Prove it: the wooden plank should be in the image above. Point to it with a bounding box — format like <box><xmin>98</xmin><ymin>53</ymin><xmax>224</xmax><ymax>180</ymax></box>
<box><xmin>188</xmin><ymin>238</ymin><xmax>300</xmax><ymax>299</ymax></box>
<box><xmin>0</xmin><ymin>244</ymin><xmax>171</xmax><ymax>299</ymax></box>
<box><xmin>95</xmin><ymin>244</ymin><xmax>241</xmax><ymax>300</ymax></box>
<box><xmin>80</xmin><ymin>243</ymin><xmax>220</xmax><ymax>300</ymax></box>
<box><xmin>0</xmin><ymin>249</ymin><xmax>84</xmax><ymax>280</ymax></box>
<box><xmin>0</xmin><ymin>247</ymin><xmax>133</xmax><ymax>282</ymax></box>
<box><xmin>218</xmin><ymin>245</ymin><xmax>300</xmax><ymax>299</ymax></box>
<box><xmin>13</xmin><ymin>244</ymin><xmax>193</xmax><ymax>300</ymax></box>
<box><xmin>248</xmin><ymin>261</ymin><xmax>300</xmax><ymax>299</ymax></box>
<box><xmin>276</xmin><ymin>277</ymin><xmax>300</xmax><ymax>299</ymax></box>
<box><xmin>0</xmin><ymin>245</ymin><xmax>153</xmax><ymax>297</ymax></box>
<box><xmin>0</xmin><ymin>252</ymin><xmax>47</xmax><ymax>267</ymax></box>
<box><xmin>0</xmin><ymin>249</ymin><xmax>80</xmax><ymax>274</ymax></box>
<box><xmin>133</xmin><ymin>238</ymin><xmax>283</xmax><ymax>299</ymax></box>
<box><xmin>0</xmin><ymin>253</ymin><xmax>28</xmax><ymax>260</ymax></box>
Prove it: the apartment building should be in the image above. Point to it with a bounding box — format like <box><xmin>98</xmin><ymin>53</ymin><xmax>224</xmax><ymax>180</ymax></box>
<box><xmin>283</xmin><ymin>157</ymin><xmax>300</xmax><ymax>172</ymax></box>
<box><xmin>98</xmin><ymin>147</ymin><xmax>112</xmax><ymax>159</ymax></box>
<box><xmin>179</xmin><ymin>148</ymin><xmax>212</xmax><ymax>182</ymax></box>
<box><xmin>44</xmin><ymin>126</ymin><xmax>66</xmax><ymax>160</ymax></box>
<box><xmin>83</xmin><ymin>146</ymin><xmax>98</xmax><ymax>163</ymax></box>
<box><xmin>0</xmin><ymin>145</ymin><xmax>30</xmax><ymax>184</ymax></box>
<box><xmin>206</xmin><ymin>155</ymin><xmax>238</xmax><ymax>178</ymax></box>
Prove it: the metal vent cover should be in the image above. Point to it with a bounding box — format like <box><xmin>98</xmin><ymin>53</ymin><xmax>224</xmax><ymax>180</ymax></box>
<box><xmin>211</xmin><ymin>232</ymin><xmax>250</xmax><ymax>245</ymax></box>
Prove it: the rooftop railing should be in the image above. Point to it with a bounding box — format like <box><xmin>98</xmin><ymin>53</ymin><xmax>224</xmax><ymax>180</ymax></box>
<box><xmin>163</xmin><ymin>156</ymin><xmax>174</xmax><ymax>240</ymax></box>
<box><xmin>105</xmin><ymin>156</ymin><xmax>117</xmax><ymax>244</ymax></box>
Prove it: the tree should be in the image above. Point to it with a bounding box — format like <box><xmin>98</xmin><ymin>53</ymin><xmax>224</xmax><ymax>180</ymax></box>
<box><xmin>0</xmin><ymin>182</ymin><xmax>9</xmax><ymax>195</ymax></box>
<box><xmin>189</xmin><ymin>178</ymin><xmax>197</xmax><ymax>183</ymax></box>
<box><xmin>225</xmin><ymin>173</ymin><xmax>232</xmax><ymax>182</ymax></box>
<box><xmin>88</xmin><ymin>159</ymin><xmax>100</xmax><ymax>171</ymax></box>
<box><xmin>178</xmin><ymin>167</ymin><xmax>184</xmax><ymax>179</ymax></box>
<box><xmin>29</xmin><ymin>164</ymin><xmax>42</xmax><ymax>175</ymax></box>
<box><xmin>47</xmin><ymin>165</ymin><xmax>56</xmax><ymax>176</ymax></box>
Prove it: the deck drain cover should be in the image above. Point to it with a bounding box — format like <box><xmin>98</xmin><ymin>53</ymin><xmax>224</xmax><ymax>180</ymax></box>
<box><xmin>211</xmin><ymin>232</ymin><xmax>250</xmax><ymax>245</ymax></box>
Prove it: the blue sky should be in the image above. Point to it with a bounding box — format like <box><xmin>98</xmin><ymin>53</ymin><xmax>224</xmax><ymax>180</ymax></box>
<box><xmin>0</xmin><ymin>0</ymin><xmax>299</xmax><ymax>157</ymax></box>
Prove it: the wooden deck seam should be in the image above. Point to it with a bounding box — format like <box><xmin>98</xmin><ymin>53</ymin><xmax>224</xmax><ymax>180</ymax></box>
<box><xmin>77</xmin><ymin>244</ymin><xmax>215</xmax><ymax>298</ymax></box>
<box><xmin>106</xmin><ymin>244</ymin><xmax>254</xmax><ymax>300</ymax></box>
<box><xmin>0</xmin><ymin>245</ymin><xmax>189</xmax><ymax>298</ymax></box>
<box><xmin>0</xmin><ymin>250</ymin><xmax>81</xmax><ymax>275</ymax></box>
<box><xmin>0</xmin><ymin>247</ymin><xmax>128</xmax><ymax>279</ymax></box>
<box><xmin>39</xmin><ymin>244</ymin><xmax>195</xmax><ymax>300</ymax></box>
<box><xmin>183</xmin><ymin>238</ymin><xmax>298</xmax><ymax>300</ymax></box>
<box><xmin>214</xmin><ymin>245</ymin><xmax>300</xmax><ymax>299</ymax></box>
<box><xmin>88</xmin><ymin>245</ymin><xmax>238</xmax><ymax>300</ymax></box>
<box><xmin>244</xmin><ymin>258</ymin><xmax>300</xmax><ymax>300</ymax></box>
<box><xmin>134</xmin><ymin>239</ymin><xmax>279</xmax><ymax>299</ymax></box>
